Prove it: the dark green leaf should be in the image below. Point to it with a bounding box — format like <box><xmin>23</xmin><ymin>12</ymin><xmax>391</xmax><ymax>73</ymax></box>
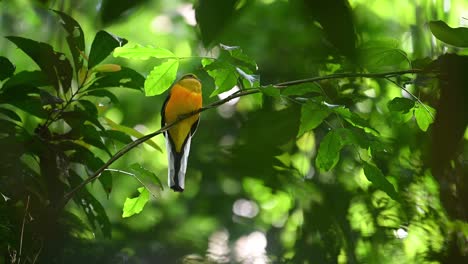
<box><xmin>429</xmin><ymin>20</ymin><xmax>468</xmax><ymax>47</ymax></box>
<box><xmin>88</xmin><ymin>31</ymin><xmax>128</xmax><ymax>69</ymax></box>
<box><xmin>39</xmin><ymin>90</ymin><xmax>64</xmax><ymax>105</ymax></box>
<box><xmin>129</xmin><ymin>163</ymin><xmax>164</xmax><ymax>191</ymax></box>
<box><xmin>78</xmin><ymin>124</ymin><xmax>112</xmax><ymax>157</ymax></box>
<box><xmin>86</xmin><ymin>89</ymin><xmax>119</xmax><ymax>104</ymax></box>
<box><xmin>298</xmin><ymin>101</ymin><xmax>331</xmax><ymax>137</ymax></box>
<box><xmin>100</xmin><ymin>0</ymin><xmax>147</xmax><ymax>25</ymax></box>
<box><xmin>281</xmin><ymin>83</ymin><xmax>322</xmax><ymax>96</ymax></box>
<box><xmin>144</xmin><ymin>59</ymin><xmax>179</xmax><ymax>96</ymax></box>
<box><xmin>122</xmin><ymin>187</ymin><xmax>149</xmax><ymax>218</ymax></box>
<box><xmin>333</xmin><ymin>106</ymin><xmax>379</xmax><ymax>135</ymax></box>
<box><xmin>316</xmin><ymin>128</ymin><xmax>356</xmax><ymax>171</ymax></box>
<box><xmin>53</xmin><ymin>10</ymin><xmax>85</xmax><ymax>71</ymax></box>
<box><xmin>89</xmin><ymin>67</ymin><xmax>144</xmax><ymax>91</ymax></box>
<box><xmin>5</xmin><ymin>36</ymin><xmax>73</xmax><ymax>92</ymax></box>
<box><xmin>195</xmin><ymin>0</ymin><xmax>241</xmax><ymax>47</ymax></box>
<box><xmin>387</xmin><ymin>97</ymin><xmax>415</xmax><ymax>113</ymax></box>
<box><xmin>0</xmin><ymin>90</ymin><xmax>47</xmax><ymax>119</ymax></box>
<box><xmin>0</xmin><ymin>107</ymin><xmax>21</xmax><ymax>122</ymax></box>
<box><xmin>363</xmin><ymin>162</ymin><xmax>399</xmax><ymax>200</ymax></box>
<box><xmin>2</xmin><ymin>71</ymin><xmax>50</xmax><ymax>90</ymax></box>
<box><xmin>68</xmin><ymin>146</ymin><xmax>112</xmax><ymax>195</ymax></box>
<box><xmin>101</xmin><ymin>130</ymin><xmax>132</xmax><ymax>145</ymax></box>
<box><xmin>69</xmin><ymin>170</ymin><xmax>112</xmax><ymax>237</ymax></box>
<box><xmin>62</xmin><ymin>108</ymin><xmax>105</xmax><ymax>131</ymax></box>
<box><xmin>0</xmin><ymin>56</ymin><xmax>15</xmax><ymax>81</ymax></box>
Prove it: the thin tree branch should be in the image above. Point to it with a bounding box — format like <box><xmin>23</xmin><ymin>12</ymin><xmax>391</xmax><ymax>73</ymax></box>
<box><xmin>59</xmin><ymin>69</ymin><xmax>427</xmax><ymax>209</ymax></box>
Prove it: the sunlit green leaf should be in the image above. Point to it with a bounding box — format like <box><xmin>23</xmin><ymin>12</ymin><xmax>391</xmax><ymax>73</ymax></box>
<box><xmin>88</xmin><ymin>31</ymin><xmax>128</xmax><ymax>69</ymax></box>
<box><xmin>316</xmin><ymin>128</ymin><xmax>356</xmax><ymax>171</ymax></box>
<box><xmin>113</xmin><ymin>44</ymin><xmax>175</xmax><ymax>59</ymax></box>
<box><xmin>144</xmin><ymin>59</ymin><xmax>179</xmax><ymax>96</ymax></box>
<box><xmin>363</xmin><ymin>162</ymin><xmax>398</xmax><ymax>200</ymax></box>
<box><xmin>122</xmin><ymin>187</ymin><xmax>150</xmax><ymax>218</ymax></box>
<box><xmin>0</xmin><ymin>56</ymin><xmax>15</xmax><ymax>81</ymax></box>
<box><xmin>429</xmin><ymin>20</ymin><xmax>468</xmax><ymax>47</ymax></box>
<box><xmin>220</xmin><ymin>44</ymin><xmax>257</xmax><ymax>70</ymax></box>
<box><xmin>387</xmin><ymin>97</ymin><xmax>415</xmax><ymax>113</ymax></box>
<box><xmin>414</xmin><ymin>103</ymin><xmax>435</xmax><ymax>132</ymax></box>
<box><xmin>298</xmin><ymin>101</ymin><xmax>331</xmax><ymax>137</ymax></box>
<box><xmin>202</xmin><ymin>59</ymin><xmax>238</xmax><ymax>97</ymax></box>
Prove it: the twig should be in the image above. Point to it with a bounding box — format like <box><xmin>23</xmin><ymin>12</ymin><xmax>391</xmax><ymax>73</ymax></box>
<box><xmin>18</xmin><ymin>195</ymin><xmax>30</xmax><ymax>264</ymax></box>
<box><xmin>59</xmin><ymin>69</ymin><xmax>427</xmax><ymax>209</ymax></box>
<box><xmin>104</xmin><ymin>168</ymin><xmax>159</xmax><ymax>199</ymax></box>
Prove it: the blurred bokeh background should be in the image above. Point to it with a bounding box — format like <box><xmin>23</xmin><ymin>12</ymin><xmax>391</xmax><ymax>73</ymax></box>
<box><xmin>1</xmin><ymin>0</ymin><xmax>467</xmax><ymax>263</ymax></box>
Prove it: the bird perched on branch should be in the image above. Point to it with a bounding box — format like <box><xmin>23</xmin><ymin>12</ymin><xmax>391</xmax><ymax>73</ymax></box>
<box><xmin>161</xmin><ymin>74</ymin><xmax>202</xmax><ymax>192</ymax></box>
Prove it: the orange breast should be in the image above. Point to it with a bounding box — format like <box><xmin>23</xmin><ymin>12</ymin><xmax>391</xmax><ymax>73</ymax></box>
<box><xmin>165</xmin><ymin>84</ymin><xmax>202</xmax><ymax>152</ymax></box>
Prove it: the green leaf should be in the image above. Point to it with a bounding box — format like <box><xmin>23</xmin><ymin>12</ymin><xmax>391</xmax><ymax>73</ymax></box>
<box><xmin>0</xmin><ymin>88</ymin><xmax>47</xmax><ymax>119</ymax></box>
<box><xmin>89</xmin><ymin>67</ymin><xmax>145</xmax><ymax>91</ymax></box>
<box><xmin>202</xmin><ymin>59</ymin><xmax>238</xmax><ymax>97</ymax></box>
<box><xmin>298</xmin><ymin>101</ymin><xmax>331</xmax><ymax>137</ymax></box>
<box><xmin>0</xmin><ymin>107</ymin><xmax>21</xmax><ymax>122</ymax></box>
<box><xmin>260</xmin><ymin>85</ymin><xmax>280</xmax><ymax>97</ymax></box>
<box><xmin>39</xmin><ymin>90</ymin><xmax>64</xmax><ymax>105</ymax></box>
<box><xmin>129</xmin><ymin>163</ymin><xmax>164</xmax><ymax>190</ymax></box>
<box><xmin>62</xmin><ymin>108</ymin><xmax>105</xmax><ymax>131</ymax></box>
<box><xmin>144</xmin><ymin>59</ymin><xmax>179</xmax><ymax>96</ymax></box>
<box><xmin>363</xmin><ymin>162</ymin><xmax>398</xmax><ymax>200</ymax></box>
<box><xmin>359</xmin><ymin>42</ymin><xmax>409</xmax><ymax>72</ymax></box>
<box><xmin>103</xmin><ymin>117</ymin><xmax>162</xmax><ymax>152</ymax></box>
<box><xmin>86</xmin><ymin>89</ymin><xmax>119</xmax><ymax>104</ymax></box>
<box><xmin>113</xmin><ymin>44</ymin><xmax>175</xmax><ymax>59</ymax></box>
<box><xmin>80</xmin><ymin>124</ymin><xmax>112</xmax><ymax>157</ymax></box>
<box><xmin>88</xmin><ymin>30</ymin><xmax>128</xmax><ymax>69</ymax></box>
<box><xmin>68</xmin><ymin>145</ymin><xmax>112</xmax><ymax>195</ymax></box>
<box><xmin>69</xmin><ymin>170</ymin><xmax>111</xmax><ymax>238</ymax></box>
<box><xmin>387</xmin><ymin>97</ymin><xmax>415</xmax><ymax>113</ymax></box>
<box><xmin>414</xmin><ymin>103</ymin><xmax>435</xmax><ymax>132</ymax></box>
<box><xmin>0</xmin><ymin>56</ymin><xmax>15</xmax><ymax>81</ymax></box>
<box><xmin>429</xmin><ymin>20</ymin><xmax>468</xmax><ymax>47</ymax></box>
<box><xmin>122</xmin><ymin>187</ymin><xmax>150</xmax><ymax>218</ymax></box>
<box><xmin>281</xmin><ymin>83</ymin><xmax>322</xmax><ymax>96</ymax></box>
<box><xmin>5</xmin><ymin>36</ymin><xmax>73</xmax><ymax>92</ymax></box>
<box><xmin>316</xmin><ymin>128</ymin><xmax>356</xmax><ymax>171</ymax></box>
<box><xmin>220</xmin><ymin>44</ymin><xmax>257</xmax><ymax>70</ymax></box>
<box><xmin>333</xmin><ymin>106</ymin><xmax>379</xmax><ymax>135</ymax></box>
<box><xmin>53</xmin><ymin>10</ymin><xmax>85</xmax><ymax>71</ymax></box>
<box><xmin>3</xmin><ymin>71</ymin><xmax>50</xmax><ymax>90</ymax></box>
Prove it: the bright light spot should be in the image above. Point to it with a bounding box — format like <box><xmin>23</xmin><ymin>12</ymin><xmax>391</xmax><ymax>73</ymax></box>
<box><xmin>394</xmin><ymin>228</ymin><xmax>408</xmax><ymax>239</ymax></box>
<box><xmin>219</xmin><ymin>135</ymin><xmax>235</xmax><ymax>147</ymax></box>
<box><xmin>217</xmin><ymin>86</ymin><xmax>240</xmax><ymax>105</ymax></box>
<box><xmin>443</xmin><ymin>0</ymin><xmax>450</xmax><ymax>13</ymax></box>
<box><xmin>217</xmin><ymin>104</ymin><xmax>236</xmax><ymax>119</ymax></box>
<box><xmin>233</xmin><ymin>199</ymin><xmax>259</xmax><ymax>218</ymax></box>
<box><xmin>151</xmin><ymin>15</ymin><xmax>173</xmax><ymax>34</ymax></box>
<box><xmin>177</xmin><ymin>4</ymin><xmax>197</xmax><ymax>26</ymax></box>
<box><xmin>131</xmin><ymin>124</ymin><xmax>148</xmax><ymax>141</ymax></box>
<box><xmin>206</xmin><ymin>230</ymin><xmax>230</xmax><ymax>263</ymax></box>
<box><xmin>235</xmin><ymin>231</ymin><xmax>268</xmax><ymax>264</ymax></box>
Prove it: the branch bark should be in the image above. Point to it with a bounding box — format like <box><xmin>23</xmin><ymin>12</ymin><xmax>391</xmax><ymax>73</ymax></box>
<box><xmin>59</xmin><ymin>68</ymin><xmax>426</xmax><ymax>209</ymax></box>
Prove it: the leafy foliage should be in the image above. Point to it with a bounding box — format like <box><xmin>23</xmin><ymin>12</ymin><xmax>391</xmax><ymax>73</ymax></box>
<box><xmin>1</xmin><ymin>2</ymin><xmax>467</xmax><ymax>264</ymax></box>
